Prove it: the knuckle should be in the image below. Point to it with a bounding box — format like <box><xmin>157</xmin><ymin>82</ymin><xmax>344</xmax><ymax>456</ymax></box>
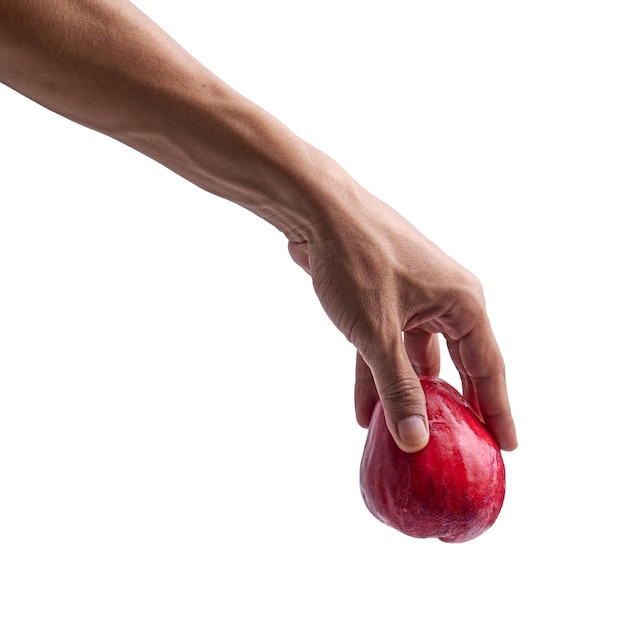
<box><xmin>456</xmin><ymin>270</ymin><xmax>485</xmax><ymax>311</ymax></box>
<box><xmin>379</xmin><ymin>376</ymin><xmax>423</xmax><ymax>409</ymax></box>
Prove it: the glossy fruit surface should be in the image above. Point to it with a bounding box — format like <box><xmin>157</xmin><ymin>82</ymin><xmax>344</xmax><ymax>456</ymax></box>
<box><xmin>360</xmin><ymin>376</ymin><xmax>505</xmax><ymax>543</ymax></box>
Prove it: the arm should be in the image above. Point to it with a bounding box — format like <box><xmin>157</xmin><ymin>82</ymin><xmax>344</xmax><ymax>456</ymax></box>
<box><xmin>0</xmin><ymin>0</ymin><xmax>336</xmax><ymax>240</ymax></box>
<box><xmin>0</xmin><ymin>0</ymin><xmax>517</xmax><ymax>452</ymax></box>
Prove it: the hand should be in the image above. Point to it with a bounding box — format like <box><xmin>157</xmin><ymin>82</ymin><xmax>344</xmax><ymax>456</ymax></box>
<box><xmin>0</xmin><ymin>0</ymin><xmax>516</xmax><ymax>455</ymax></box>
<box><xmin>288</xmin><ymin>184</ymin><xmax>518</xmax><ymax>453</ymax></box>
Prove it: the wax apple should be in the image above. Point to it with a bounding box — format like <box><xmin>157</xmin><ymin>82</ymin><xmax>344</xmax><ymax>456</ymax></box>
<box><xmin>360</xmin><ymin>376</ymin><xmax>506</xmax><ymax>543</ymax></box>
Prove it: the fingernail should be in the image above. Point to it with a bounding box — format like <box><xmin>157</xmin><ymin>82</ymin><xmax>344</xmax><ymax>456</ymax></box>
<box><xmin>397</xmin><ymin>416</ymin><xmax>429</xmax><ymax>450</ymax></box>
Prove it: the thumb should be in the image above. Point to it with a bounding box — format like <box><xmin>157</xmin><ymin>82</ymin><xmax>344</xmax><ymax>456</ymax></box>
<box><xmin>368</xmin><ymin>339</ymin><xmax>430</xmax><ymax>453</ymax></box>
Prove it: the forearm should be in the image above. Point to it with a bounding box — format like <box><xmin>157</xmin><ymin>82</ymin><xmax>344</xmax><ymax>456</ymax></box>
<box><xmin>0</xmin><ymin>0</ymin><xmax>350</xmax><ymax>240</ymax></box>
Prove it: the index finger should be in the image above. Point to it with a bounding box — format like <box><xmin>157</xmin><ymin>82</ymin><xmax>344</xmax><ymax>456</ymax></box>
<box><xmin>446</xmin><ymin>321</ymin><xmax>518</xmax><ymax>451</ymax></box>
<box><xmin>354</xmin><ymin>351</ymin><xmax>378</xmax><ymax>429</ymax></box>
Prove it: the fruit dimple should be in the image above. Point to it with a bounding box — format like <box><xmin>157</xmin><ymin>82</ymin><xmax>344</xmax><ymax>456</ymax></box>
<box><xmin>359</xmin><ymin>376</ymin><xmax>506</xmax><ymax>543</ymax></box>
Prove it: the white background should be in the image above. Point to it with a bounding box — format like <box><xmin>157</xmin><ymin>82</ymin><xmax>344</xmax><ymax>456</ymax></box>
<box><xmin>1</xmin><ymin>1</ymin><xmax>624</xmax><ymax>624</ymax></box>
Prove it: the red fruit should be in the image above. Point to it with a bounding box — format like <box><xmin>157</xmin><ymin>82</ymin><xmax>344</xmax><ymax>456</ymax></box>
<box><xmin>360</xmin><ymin>376</ymin><xmax>505</xmax><ymax>543</ymax></box>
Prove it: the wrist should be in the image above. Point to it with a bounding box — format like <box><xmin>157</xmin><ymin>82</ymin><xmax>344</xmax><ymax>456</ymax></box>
<box><xmin>249</xmin><ymin>140</ymin><xmax>361</xmax><ymax>244</ymax></box>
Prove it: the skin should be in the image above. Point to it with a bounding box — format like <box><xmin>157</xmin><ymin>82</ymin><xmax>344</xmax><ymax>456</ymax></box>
<box><xmin>0</xmin><ymin>0</ymin><xmax>517</xmax><ymax>453</ymax></box>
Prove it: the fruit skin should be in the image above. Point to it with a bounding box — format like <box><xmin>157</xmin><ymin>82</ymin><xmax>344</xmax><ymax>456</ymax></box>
<box><xmin>360</xmin><ymin>376</ymin><xmax>505</xmax><ymax>543</ymax></box>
